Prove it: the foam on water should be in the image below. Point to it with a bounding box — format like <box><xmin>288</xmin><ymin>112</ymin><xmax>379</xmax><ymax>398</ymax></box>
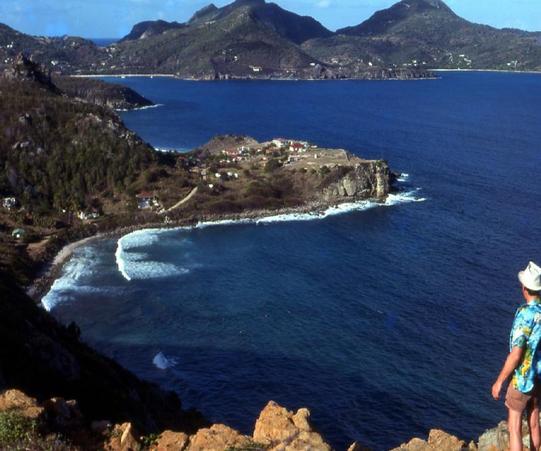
<box><xmin>116</xmin><ymin>104</ymin><xmax>163</xmax><ymax>112</ymax></box>
<box><xmin>194</xmin><ymin>189</ymin><xmax>426</xmax><ymax>228</ymax></box>
<box><xmin>153</xmin><ymin>352</ymin><xmax>178</xmax><ymax>370</ymax></box>
<box><xmin>115</xmin><ymin>229</ymin><xmax>189</xmax><ymax>281</ymax></box>
<box><xmin>258</xmin><ymin>189</ymin><xmax>425</xmax><ymax>224</ymax></box>
<box><xmin>42</xmin><ymin>247</ymin><xmax>103</xmax><ymax>312</ymax></box>
<box><xmin>397</xmin><ymin>173</ymin><xmax>410</xmax><ymax>182</ymax></box>
<box><xmin>114</xmin><ymin>188</ymin><xmax>425</xmax><ymax>279</ymax></box>
<box><xmin>195</xmin><ymin>218</ymin><xmax>253</xmax><ymax>229</ymax></box>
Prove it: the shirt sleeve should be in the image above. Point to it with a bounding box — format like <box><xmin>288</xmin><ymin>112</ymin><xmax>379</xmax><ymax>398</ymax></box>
<box><xmin>511</xmin><ymin>308</ymin><xmax>535</xmax><ymax>349</ymax></box>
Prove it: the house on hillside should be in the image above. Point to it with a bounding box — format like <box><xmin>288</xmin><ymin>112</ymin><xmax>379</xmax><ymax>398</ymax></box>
<box><xmin>222</xmin><ymin>149</ymin><xmax>239</xmax><ymax>158</ymax></box>
<box><xmin>289</xmin><ymin>142</ymin><xmax>307</xmax><ymax>153</ymax></box>
<box><xmin>272</xmin><ymin>139</ymin><xmax>287</xmax><ymax>149</ymax></box>
<box><xmin>2</xmin><ymin>197</ymin><xmax>17</xmax><ymax>210</ymax></box>
<box><xmin>136</xmin><ymin>192</ymin><xmax>159</xmax><ymax>210</ymax></box>
<box><xmin>77</xmin><ymin>210</ymin><xmax>100</xmax><ymax>221</ymax></box>
<box><xmin>11</xmin><ymin>228</ymin><xmax>26</xmax><ymax>240</ymax></box>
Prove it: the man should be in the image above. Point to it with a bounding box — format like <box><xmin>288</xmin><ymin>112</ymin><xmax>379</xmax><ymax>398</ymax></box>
<box><xmin>492</xmin><ymin>261</ymin><xmax>541</xmax><ymax>451</ymax></box>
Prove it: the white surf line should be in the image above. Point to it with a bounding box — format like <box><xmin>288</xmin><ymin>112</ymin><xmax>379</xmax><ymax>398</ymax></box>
<box><xmin>70</xmin><ymin>74</ymin><xmax>177</xmax><ymax>78</ymax></box>
<box><xmin>397</xmin><ymin>173</ymin><xmax>410</xmax><ymax>183</ymax></box>
<box><xmin>115</xmin><ymin>188</ymin><xmax>426</xmax><ymax>280</ymax></box>
<box><xmin>115</xmin><ymin>237</ymin><xmax>132</xmax><ymax>282</ymax></box>
<box><xmin>116</xmin><ymin>104</ymin><xmax>164</xmax><ymax>112</ymax></box>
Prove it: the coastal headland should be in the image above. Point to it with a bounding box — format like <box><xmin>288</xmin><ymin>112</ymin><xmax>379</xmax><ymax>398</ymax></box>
<box><xmin>0</xmin><ymin>54</ymin><xmax>400</xmax><ymax>448</ymax></box>
<box><xmin>27</xmin><ymin>131</ymin><xmax>398</xmax><ymax>301</ymax></box>
<box><xmin>0</xmin><ymin>42</ymin><xmax>525</xmax><ymax>451</ymax></box>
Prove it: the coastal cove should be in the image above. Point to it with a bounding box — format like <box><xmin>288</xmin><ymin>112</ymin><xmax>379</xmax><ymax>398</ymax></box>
<box><xmin>42</xmin><ymin>72</ymin><xmax>541</xmax><ymax>450</ymax></box>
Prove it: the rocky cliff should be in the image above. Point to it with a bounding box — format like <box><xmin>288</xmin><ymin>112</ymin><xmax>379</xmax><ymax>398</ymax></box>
<box><xmin>0</xmin><ymin>387</ymin><xmax>526</xmax><ymax>450</ymax></box>
<box><xmin>0</xmin><ymin>390</ymin><xmax>332</xmax><ymax>450</ymax></box>
<box><xmin>321</xmin><ymin>161</ymin><xmax>390</xmax><ymax>202</ymax></box>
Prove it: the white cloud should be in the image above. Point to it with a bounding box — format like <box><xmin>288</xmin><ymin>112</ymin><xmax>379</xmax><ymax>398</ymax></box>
<box><xmin>316</xmin><ymin>0</ymin><xmax>331</xmax><ymax>7</ymax></box>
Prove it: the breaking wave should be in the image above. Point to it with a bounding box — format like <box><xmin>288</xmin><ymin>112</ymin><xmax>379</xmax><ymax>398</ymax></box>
<box><xmin>153</xmin><ymin>352</ymin><xmax>178</xmax><ymax>370</ymax></box>
<box><xmin>115</xmin><ymin>188</ymin><xmax>425</xmax><ymax>278</ymax></box>
<box><xmin>42</xmin><ymin>247</ymin><xmax>104</xmax><ymax>312</ymax></box>
<box><xmin>115</xmin><ymin>229</ymin><xmax>189</xmax><ymax>281</ymax></box>
<box><xmin>397</xmin><ymin>173</ymin><xmax>410</xmax><ymax>182</ymax></box>
<box><xmin>256</xmin><ymin>189</ymin><xmax>426</xmax><ymax>224</ymax></box>
<box><xmin>116</xmin><ymin>104</ymin><xmax>163</xmax><ymax>112</ymax></box>
<box><xmin>195</xmin><ymin>188</ymin><xmax>425</xmax><ymax>227</ymax></box>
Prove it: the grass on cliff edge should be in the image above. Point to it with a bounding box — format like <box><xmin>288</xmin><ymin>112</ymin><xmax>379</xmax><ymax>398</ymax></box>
<box><xmin>0</xmin><ymin>411</ymin><xmax>71</xmax><ymax>450</ymax></box>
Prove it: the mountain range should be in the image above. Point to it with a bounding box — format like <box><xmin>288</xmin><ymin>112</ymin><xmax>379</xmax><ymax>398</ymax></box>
<box><xmin>1</xmin><ymin>0</ymin><xmax>540</xmax><ymax>79</ymax></box>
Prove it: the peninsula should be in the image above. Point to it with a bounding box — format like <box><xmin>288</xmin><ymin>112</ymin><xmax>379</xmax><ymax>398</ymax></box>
<box><xmin>0</xmin><ymin>55</ymin><xmax>394</xmax><ymax>272</ymax></box>
<box><xmin>0</xmin><ymin>54</ymin><xmax>395</xmax><ymax>448</ymax></box>
<box><xmin>0</xmin><ymin>43</ymin><xmax>525</xmax><ymax>451</ymax></box>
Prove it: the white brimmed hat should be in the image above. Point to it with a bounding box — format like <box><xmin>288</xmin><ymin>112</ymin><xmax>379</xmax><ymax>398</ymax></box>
<box><xmin>518</xmin><ymin>261</ymin><xmax>541</xmax><ymax>292</ymax></box>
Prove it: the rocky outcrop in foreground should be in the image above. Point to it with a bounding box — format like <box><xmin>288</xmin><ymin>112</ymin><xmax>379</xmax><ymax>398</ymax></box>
<box><xmin>390</xmin><ymin>421</ymin><xmax>535</xmax><ymax>451</ymax></box>
<box><xmin>0</xmin><ymin>387</ymin><xmax>529</xmax><ymax>451</ymax></box>
<box><xmin>0</xmin><ymin>390</ymin><xmax>332</xmax><ymax>450</ymax></box>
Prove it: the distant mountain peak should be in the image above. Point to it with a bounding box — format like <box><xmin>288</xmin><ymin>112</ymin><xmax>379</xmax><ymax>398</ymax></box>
<box><xmin>188</xmin><ymin>4</ymin><xmax>219</xmax><ymax>24</ymax></box>
<box><xmin>119</xmin><ymin>20</ymin><xmax>184</xmax><ymax>42</ymax></box>
<box><xmin>401</xmin><ymin>0</ymin><xmax>454</xmax><ymax>12</ymax></box>
<box><xmin>337</xmin><ymin>0</ymin><xmax>457</xmax><ymax>36</ymax></box>
<box><xmin>231</xmin><ymin>0</ymin><xmax>266</xmax><ymax>7</ymax></box>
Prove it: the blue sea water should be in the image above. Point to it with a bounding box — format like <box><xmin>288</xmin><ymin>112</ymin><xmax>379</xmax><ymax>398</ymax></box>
<box><xmin>90</xmin><ymin>38</ymin><xmax>118</xmax><ymax>47</ymax></box>
<box><xmin>44</xmin><ymin>73</ymin><xmax>541</xmax><ymax>450</ymax></box>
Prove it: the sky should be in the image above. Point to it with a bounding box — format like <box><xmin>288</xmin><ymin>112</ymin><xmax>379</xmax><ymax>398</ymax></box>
<box><xmin>0</xmin><ymin>0</ymin><xmax>540</xmax><ymax>38</ymax></box>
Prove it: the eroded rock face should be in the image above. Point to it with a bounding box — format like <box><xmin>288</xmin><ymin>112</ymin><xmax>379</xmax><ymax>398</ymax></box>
<box><xmin>253</xmin><ymin>401</ymin><xmax>332</xmax><ymax>451</ymax></box>
<box><xmin>104</xmin><ymin>422</ymin><xmax>140</xmax><ymax>451</ymax></box>
<box><xmin>187</xmin><ymin>424</ymin><xmax>252</xmax><ymax>450</ymax></box>
<box><xmin>477</xmin><ymin>419</ymin><xmax>532</xmax><ymax>451</ymax></box>
<box><xmin>5</xmin><ymin>388</ymin><xmax>523</xmax><ymax>451</ymax></box>
<box><xmin>390</xmin><ymin>429</ymin><xmax>471</xmax><ymax>451</ymax></box>
<box><xmin>0</xmin><ymin>389</ymin><xmax>44</xmax><ymax>419</ymax></box>
<box><xmin>322</xmin><ymin>161</ymin><xmax>390</xmax><ymax>202</ymax></box>
<box><xmin>152</xmin><ymin>430</ymin><xmax>190</xmax><ymax>450</ymax></box>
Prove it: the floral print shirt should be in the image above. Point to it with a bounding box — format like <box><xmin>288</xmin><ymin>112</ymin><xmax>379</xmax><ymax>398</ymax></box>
<box><xmin>510</xmin><ymin>299</ymin><xmax>541</xmax><ymax>393</ymax></box>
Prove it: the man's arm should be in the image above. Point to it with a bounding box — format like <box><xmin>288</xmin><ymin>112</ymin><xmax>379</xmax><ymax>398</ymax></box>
<box><xmin>492</xmin><ymin>346</ymin><xmax>525</xmax><ymax>400</ymax></box>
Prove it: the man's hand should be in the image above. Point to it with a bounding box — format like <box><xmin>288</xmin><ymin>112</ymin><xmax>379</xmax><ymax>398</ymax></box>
<box><xmin>492</xmin><ymin>347</ymin><xmax>524</xmax><ymax>401</ymax></box>
<box><xmin>492</xmin><ymin>380</ymin><xmax>503</xmax><ymax>400</ymax></box>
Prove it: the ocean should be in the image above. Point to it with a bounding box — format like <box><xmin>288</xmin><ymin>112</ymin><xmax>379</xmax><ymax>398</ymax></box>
<box><xmin>43</xmin><ymin>73</ymin><xmax>541</xmax><ymax>450</ymax></box>
<box><xmin>89</xmin><ymin>38</ymin><xmax>118</xmax><ymax>47</ymax></box>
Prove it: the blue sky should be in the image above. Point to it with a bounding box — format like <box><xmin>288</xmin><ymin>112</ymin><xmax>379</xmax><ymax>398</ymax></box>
<box><xmin>1</xmin><ymin>0</ymin><xmax>540</xmax><ymax>38</ymax></box>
